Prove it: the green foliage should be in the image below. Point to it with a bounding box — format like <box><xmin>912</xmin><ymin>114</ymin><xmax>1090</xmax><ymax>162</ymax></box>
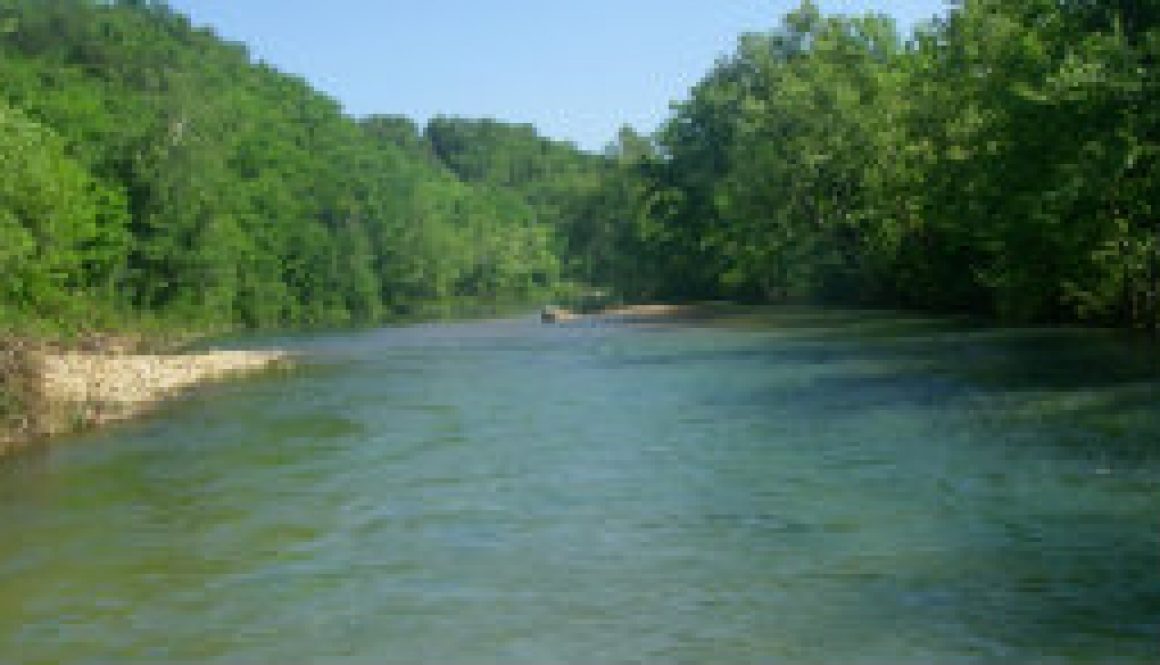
<box><xmin>627</xmin><ymin>0</ymin><xmax>1160</xmax><ymax>328</ymax></box>
<box><xmin>0</xmin><ymin>101</ymin><xmax>129</xmax><ymax>327</ymax></box>
<box><xmin>0</xmin><ymin>0</ymin><xmax>573</xmax><ymax>333</ymax></box>
<box><xmin>424</xmin><ymin>117</ymin><xmax>610</xmax><ymax>284</ymax></box>
<box><xmin>1</xmin><ymin>0</ymin><xmax>1154</xmax><ymax>334</ymax></box>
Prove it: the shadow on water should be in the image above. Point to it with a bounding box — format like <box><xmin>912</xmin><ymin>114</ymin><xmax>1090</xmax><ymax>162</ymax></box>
<box><xmin>605</xmin><ymin>308</ymin><xmax>1160</xmax><ymax>455</ymax></box>
<box><xmin>656</xmin><ymin>307</ymin><xmax>1160</xmax><ymax>660</ymax></box>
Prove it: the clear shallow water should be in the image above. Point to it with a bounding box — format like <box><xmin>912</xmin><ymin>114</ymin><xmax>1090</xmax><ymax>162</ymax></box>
<box><xmin>1</xmin><ymin>308</ymin><xmax>1158</xmax><ymax>662</ymax></box>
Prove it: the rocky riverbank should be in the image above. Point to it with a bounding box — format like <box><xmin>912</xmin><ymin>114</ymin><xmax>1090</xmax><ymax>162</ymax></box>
<box><xmin>1</xmin><ymin>344</ymin><xmax>290</xmax><ymax>455</ymax></box>
<box><xmin>597</xmin><ymin>303</ymin><xmax>698</xmax><ymax>319</ymax></box>
<box><xmin>541</xmin><ymin>302</ymin><xmax>700</xmax><ymax>323</ymax></box>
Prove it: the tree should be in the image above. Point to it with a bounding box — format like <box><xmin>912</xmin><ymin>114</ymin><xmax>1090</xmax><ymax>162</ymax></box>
<box><xmin>0</xmin><ymin>102</ymin><xmax>128</xmax><ymax>327</ymax></box>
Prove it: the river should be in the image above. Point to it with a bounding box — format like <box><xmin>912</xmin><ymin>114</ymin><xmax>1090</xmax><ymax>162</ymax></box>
<box><xmin>1</xmin><ymin>308</ymin><xmax>1157</xmax><ymax>662</ymax></box>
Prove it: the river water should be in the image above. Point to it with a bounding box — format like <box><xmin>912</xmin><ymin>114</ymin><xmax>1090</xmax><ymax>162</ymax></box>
<box><xmin>1</xmin><ymin>308</ymin><xmax>1157</xmax><ymax>662</ymax></box>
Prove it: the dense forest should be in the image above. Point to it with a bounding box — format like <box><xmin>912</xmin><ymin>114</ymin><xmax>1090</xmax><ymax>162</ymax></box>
<box><xmin>0</xmin><ymin>0</ymin><xmax>608</xmax><ymax>334</ymax></box>
<box><xmin>1</xmin><ymin>0</ymin><xmax>1158</xmax><ymax>335</ymax></box>
<box><xmin>619</xmin><ymin>0</ymin><xmax>1160</xmax><ymax>329</ymax></box>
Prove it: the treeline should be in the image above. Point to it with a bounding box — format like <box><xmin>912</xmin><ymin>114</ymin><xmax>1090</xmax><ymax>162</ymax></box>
<box><xmin>602</xmin><ymin>0</ymin><xmax>1160</xmax><ymax>327</ymax></box>
<box><xmin>2</xmin><ymin>0</ymin><xmax>1158</xmax><ymax>335</ymax></box>
<box><xmin>0</xmin><ymin>0</ymin><xmax>608</xmax><ymax>334</ymax></box>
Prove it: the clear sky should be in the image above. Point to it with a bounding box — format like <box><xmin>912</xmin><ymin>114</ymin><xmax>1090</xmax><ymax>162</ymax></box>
<box><xmin>165</xmin><ymin>0</ymin><xmax>948</xmax><ymax>152</ymax></box>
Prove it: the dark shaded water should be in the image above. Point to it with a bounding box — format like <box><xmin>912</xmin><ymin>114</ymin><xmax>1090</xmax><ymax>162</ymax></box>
<box><xmin>1</xmin><ymin>308</ymin><xmax>1158</xmax><ymax>662</ymax></box>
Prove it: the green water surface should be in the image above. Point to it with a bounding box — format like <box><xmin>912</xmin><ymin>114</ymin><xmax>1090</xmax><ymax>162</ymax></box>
<box><xmin>1</xmin><ymin>308</ymin><xmax>1157</xmax><ymax>662</ymax></box>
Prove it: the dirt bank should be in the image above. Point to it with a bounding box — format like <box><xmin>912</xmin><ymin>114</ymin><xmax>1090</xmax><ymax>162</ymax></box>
<box><xmin>1</xmin><ymin>346</ymin><xmax>290</xmax><ymax>454</ymax></box>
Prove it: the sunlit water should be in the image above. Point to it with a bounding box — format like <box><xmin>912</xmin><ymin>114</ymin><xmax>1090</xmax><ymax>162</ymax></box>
<box><xmin>1</xmin><ymin>308</ymin><xmax>1158</xmax><ymax>662</ymax></box>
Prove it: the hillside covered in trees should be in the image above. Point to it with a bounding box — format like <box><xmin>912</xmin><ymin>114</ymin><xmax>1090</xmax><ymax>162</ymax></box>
<box><xmin>1</xmin><ymin>0</ymin><xmax>1158</xmax><ymax>335</ymax></box>
<box><xmin>0</xmin><ymin>0</ymin><xmax>608</xmax><ymax>334</ymax></box>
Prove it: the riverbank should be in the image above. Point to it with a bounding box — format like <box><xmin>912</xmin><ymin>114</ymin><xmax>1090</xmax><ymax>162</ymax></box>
<box><xmin>544</xmin><ymin>302</ymin><xmax>704</xmax><ymax>323</ymax></box>
<box><xmin>2</xmin><ymin>302</ymin><xmax>699</xmax><ymax>453</ymax></box>
<box><xmin>598</xmin><ymin>303</ymin><xmax>701</xmax><ymax>319</ymax></box>
<box><xmin>0</xmin><ymin>340</ymin><xmax>290</xmax><ymax>455</ymax></box>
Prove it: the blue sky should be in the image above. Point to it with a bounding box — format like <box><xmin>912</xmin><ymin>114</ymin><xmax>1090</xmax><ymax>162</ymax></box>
<box><xmin>166</xmin><ymin>1</ymin><xmax>948</xmax><ymax>151</ymax></box>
